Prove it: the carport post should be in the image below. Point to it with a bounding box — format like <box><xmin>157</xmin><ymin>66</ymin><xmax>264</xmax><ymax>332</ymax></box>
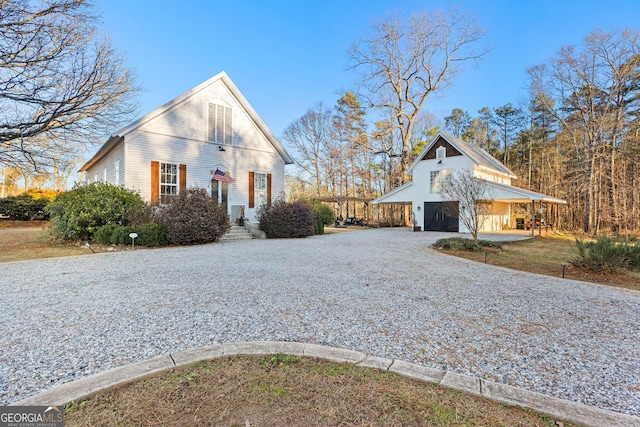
<box><xmin>531</xmin><ymin>201</ymin><xmax>535</xmax><ymax>238</ymax></box>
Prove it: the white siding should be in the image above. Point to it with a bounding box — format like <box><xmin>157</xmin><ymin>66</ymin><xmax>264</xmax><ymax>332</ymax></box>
<box><xmin>84</xmin><ymin>144</ymin><xmax>125</xmax><ymax>187</ymax></box>
<box><xmin>136</xmin><ymin>79</ymin><xmax>275</xmax><ymax>154</ymax></box>
<box><xmin>474</xmin><ymin>169</ymin><xmax>512</xmax><ymax>185</ymax></box>
<box><xmin>85</xmin><ymin>75</ymin><xmax>288</xmax><ymax>224</ymax></box>
<box><xmin>124</xmin><ymin>128</ymin><xmax>285</xmax><ymax>223</ymax></box>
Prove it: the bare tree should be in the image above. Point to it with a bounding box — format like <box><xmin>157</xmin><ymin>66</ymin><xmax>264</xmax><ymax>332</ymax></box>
<box><xmin>348</xmin><ymin>8</ymin><xmax>489</xmax><ymax>183</ymax></box>
<box><xmin>440</xmin><ymin>169</ymin><xmax>494</xmax><ymax>243</ymax></box>
<box><xmin>0</xmin><ymin>0</ymin><xmax>138</xmax><ymax>174</ymax></box>
<box><xmin>281</xmin><ymin>103</ymin><xmax>334</xmax><ymax>196</ymax></box>
<box><xmin>528</xmin><ymin>28</ymin><xmax>640</xmax><ymax>233</ymax></box>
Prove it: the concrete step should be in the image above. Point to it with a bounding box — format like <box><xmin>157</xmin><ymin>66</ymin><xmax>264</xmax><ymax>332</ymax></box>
<box><xmin>221</xmin><ymin>225</ymin><xmax>255</xmax><ymax>241</ymax></box>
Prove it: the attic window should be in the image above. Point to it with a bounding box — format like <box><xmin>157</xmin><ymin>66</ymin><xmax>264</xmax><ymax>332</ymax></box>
<box><xmin>208</xmin><ymin>103</ymin><xmax>232</xmax><ymax>145</ymax></box>
<box><xmin>436</xmin><ymin>146</ymin><xmax>446</xmax><ymax>160</ymax></box>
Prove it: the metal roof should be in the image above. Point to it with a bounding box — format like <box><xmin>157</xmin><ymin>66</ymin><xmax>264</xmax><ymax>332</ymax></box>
<box><xmin>407</xmin><ymin>132</ymin><xmax>517</xmax><ymax>179</ymax></box>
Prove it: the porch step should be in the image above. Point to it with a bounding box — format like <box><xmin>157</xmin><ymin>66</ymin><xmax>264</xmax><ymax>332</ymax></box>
<box><xmin>220</xmin><ymin>225</ymin><xmax>255</xmax><ymax>241</ymax></box>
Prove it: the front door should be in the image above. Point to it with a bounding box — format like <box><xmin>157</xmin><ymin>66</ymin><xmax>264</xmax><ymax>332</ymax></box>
<box><xmin>424</xmin><ymin>202</ymin><xmax>459</xmax><ymax>232</ymax></box>
<box><xmin>211</xmin><ymin>179</ymin><xmax>228</xmax><ymax>212</ymax></box>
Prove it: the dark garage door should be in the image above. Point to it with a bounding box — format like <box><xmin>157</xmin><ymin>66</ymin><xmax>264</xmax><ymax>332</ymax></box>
<box><xmin>424</xmin><ymin>202</ymin><xmax>459</xmax><ymax>232</ymax></box>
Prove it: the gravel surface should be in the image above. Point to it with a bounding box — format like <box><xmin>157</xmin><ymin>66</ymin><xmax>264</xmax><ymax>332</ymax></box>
<box><xmin>1</xmin><ymin>228</ymin><xmax>639</xmax><ymax>416</ymax></box>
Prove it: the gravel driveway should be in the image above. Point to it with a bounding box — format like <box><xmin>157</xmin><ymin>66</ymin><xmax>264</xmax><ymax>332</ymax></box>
<box><xmin>1</xmin><ymin>228</ymin><xmax>638</xmax><ymax>416</ymax></box>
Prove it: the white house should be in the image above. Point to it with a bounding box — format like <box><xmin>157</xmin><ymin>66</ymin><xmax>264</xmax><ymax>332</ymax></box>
<box><xmin>372</xmin><ymin>132</ymin><xmax>566</xmax><ymax>233</ymax></box>
<box><xmin>79</xmin><ymin>72</ymin><xmax>293</xmax><ymax>223</ymax></box>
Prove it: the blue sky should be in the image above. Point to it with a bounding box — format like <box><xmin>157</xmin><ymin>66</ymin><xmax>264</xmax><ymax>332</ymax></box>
<box><xmin>94</xmin><ymin>0</ymin><xmax>640</xmax><ymax>141</ymax></box>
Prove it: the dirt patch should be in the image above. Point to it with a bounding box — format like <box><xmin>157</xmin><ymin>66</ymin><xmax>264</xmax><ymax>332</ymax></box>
<box><xmin>0</xmin><ymin>220</ymin><xmax>49</xmax><ymax>229</ymax></box>
<box><xmin>64</xmin><ymin>355</ymin><xmax>574</xmax><ymax>427</ymax></box>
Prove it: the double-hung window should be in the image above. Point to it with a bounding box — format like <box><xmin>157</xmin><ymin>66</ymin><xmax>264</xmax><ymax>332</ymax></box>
<box><xmin>430</xmin><ymin>169</ymin><xmax>452</xmax><ymax>193</ymax></box>
<box><xmin>208</xmin><ymin>103</ymin><xmax>232</xmax><ymax>145</ymax></box>
<box><xmin>160</xmin><ymin>163</ymin><xmax>178</xmax><ymax>204</ymax></box>
<box><xmin>254</xmin><ymin>173</ymin><xmax>267</xmax><ymax>207</ymax></box>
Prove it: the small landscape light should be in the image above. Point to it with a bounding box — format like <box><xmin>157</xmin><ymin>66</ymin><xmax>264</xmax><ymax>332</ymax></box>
<box><xmin>83</xmin><ymin>241</ymin><xmax>95</xmax><ymax>253</ymax></box>
<box><xmin>129</xmin><ymin>232</ymin><xmax>138</xmax><ymax>249</ymax></box>
<box><xmin>561</xmin><ymin>263</ymin><xmax>566</xmax><ymax>279</ymax></box>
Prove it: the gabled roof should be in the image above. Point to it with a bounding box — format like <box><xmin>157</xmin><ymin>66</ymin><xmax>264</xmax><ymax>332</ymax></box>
<box><xmin>80</xmin><ymin>71</ymin><xmax>293</xmax><ymax>172</ymax></box>
<box><xmin>371</xmin><ymin>182</ymin><xmax>413</xmax><ymax>204</ymax></box>
<box><xmin>407</xmin><ymin>132</ymin><xmax>517</xmax><ymax>179</ymax></box>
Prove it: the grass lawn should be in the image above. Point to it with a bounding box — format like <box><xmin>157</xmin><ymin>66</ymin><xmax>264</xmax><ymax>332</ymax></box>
<box><xmin>64</xmin><ymin>355</ymin><xmax>573</xmax><ymax>427</ymax></box>
<box><xmin>0</xmin><ymin>221</ymin><xmax>111</xmax><ymax>262</ymax></box>
<box><xmin>436</xmin><ymin>232</ymin><xmax>640</xmax><ymax>292</ymax></box>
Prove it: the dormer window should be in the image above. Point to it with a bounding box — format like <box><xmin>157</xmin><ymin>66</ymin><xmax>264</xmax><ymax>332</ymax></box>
<box><xmin>436</xmin><ymin>146</ymin><xmax>446</xmax><ymax>160</ymax></box>
<box><xmin>208</xmin><ymin>102</ymin><xmax>232</xmax><ymax>144</ymax></box>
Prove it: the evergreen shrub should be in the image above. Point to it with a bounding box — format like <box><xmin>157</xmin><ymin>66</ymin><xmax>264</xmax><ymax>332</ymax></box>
<box><xmin>93</xmin><ymin>224</ymin><xmax>118</xmax><ymax>244</ymax></box>
<box><xmin>572</xmin><ymin>236</ymin><xmax>640</xmax><ymax>273</ymax></box>
<box><xmin>46</xmin><ymin>182</ymin><xmax>145</xmax><ymax>240</ymax></box>
<box><xmin>433</xmin><ymin>237</ymin><xmax>503</xmax><ymax>252</ymax></box>
<box><xmin>311</xmin><ymin>201</ymin><xmax>335</xmax><ymax>235</ymax></box>
<box><xmin>0</xmin><ymin>193</ymin><xmax>50</xmax><ymax>220</ymax></box>
<box><xmin>135</xmin><ymin>223</ymin><xmax>168</xmax><ymax>247</ymax></box>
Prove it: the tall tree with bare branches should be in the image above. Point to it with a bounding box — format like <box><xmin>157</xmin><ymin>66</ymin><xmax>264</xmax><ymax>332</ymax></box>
<box><xmin>0</xmin><ymin>0</ymin><xmax>137</xmax><ymax>175</ymax></box>
<box><xmin>348</xmin><ymin>8</ymin><xmax>489</xmax><ymax>183</ymax></box>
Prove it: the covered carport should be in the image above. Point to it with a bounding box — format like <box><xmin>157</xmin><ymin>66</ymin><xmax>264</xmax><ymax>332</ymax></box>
<box><xmin>486</xmin><ymin>181</ymin><xmax>567</xmax><ymax>237</ymax></box>
<box><xmin>372</xmin><ymin>180</ymin><xmax>566</xmax><ymax>235</ymax></box>
<box><xmin>312</xmin><ymin>196</ymin><xmax>374</xmax><ymax>225</ymax></box>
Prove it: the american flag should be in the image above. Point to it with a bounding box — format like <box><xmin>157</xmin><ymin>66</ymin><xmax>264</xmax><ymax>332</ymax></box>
<box><xmin>212</xmin><ymin>168</ymin><xmax>234</xmax><ymax>183</ymax></box>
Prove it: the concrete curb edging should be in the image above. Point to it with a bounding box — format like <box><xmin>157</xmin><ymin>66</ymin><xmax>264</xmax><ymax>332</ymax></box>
<box><xmin>12</xmin><ymin>341</ymin><xmax>639</xmax><ymax>427</ymax></box>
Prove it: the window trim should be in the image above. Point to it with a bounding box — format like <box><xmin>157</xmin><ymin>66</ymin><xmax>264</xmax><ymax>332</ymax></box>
<box><xmin>254</xmin><ymin>172</ymin><xmax>267</xmax><ymax>208</ymax></box>
<box><xmin>430</xmin><ymin>169</ymin><xmax>452</xmax><ymax>193</ymax></box>
<box><xmin>160</xmin><ymin>162</ymin><xmax>178</xmax><ymax>204</ymax></box>
<box><xmin>208</xmin><ymin>102</ymin><xmax>233</xmax><ymax>145</ymax></box>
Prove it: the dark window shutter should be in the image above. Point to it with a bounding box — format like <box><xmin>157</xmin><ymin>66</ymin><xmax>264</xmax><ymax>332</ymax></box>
<box><xmin>267</xmin><ymin>173</ymin><xmax>272</xmax><ymax>206</ymax></box>
<box><xmin>151</xmin><ymin>161</ymin><xmax>159</xmax><ymax>205</ymax></box>
<box><xmin>179</xmin><ymin>164</ymin><xmax>187</xmax><ymax>193</ymax></box>
<box><xmin>249</xmin><ymin>172</ymin><xmax>255</xmax><ymax>208</ymax></box>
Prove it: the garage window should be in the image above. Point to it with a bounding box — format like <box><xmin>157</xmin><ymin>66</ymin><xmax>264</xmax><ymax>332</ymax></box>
<box><xmin>430</xmin><ymin>169</ymin><xmax>452</xmax><ymax>193</ymax></box>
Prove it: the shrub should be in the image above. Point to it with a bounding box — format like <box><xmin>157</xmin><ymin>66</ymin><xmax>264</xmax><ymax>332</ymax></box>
<box><xmin>571</xmin><ymin>236</ymin><xmax>640</xmax><ymax>273</ymax></box>
<box><xmin>314</xmin><ymin>216</ymin><xmax>325</xmax><ymax>235</ymax></box>
<box><xmin>310</xmin><ymin>201</ymin><xmax>335</xmax><ymax>235</ymax></box>
<box><xmin>135</xmin><ymin>223</ymin><xmax>168</xmax><ymax>247</ymax></box>
<box><xmin>110</xmin><ymin>225</ymin><xmax>134</xmax><ymax>245</ymax></box>
<box><xmin>157</xmin><ymin>188</ymin><xmax>230</xmax><ymax>245</ymax></box>
<box><xmin>433</xmin><ymin>237</ymin><xmax>503</xmax><ymax>252</ymax></box>
<box><xmin>0</xmin><ymin>193</ymin><xmax>50</xmax><ymax>220</ymax></box>
<box><xmin>127</xmin><ymin>203</ymin><xmax>158</xmax><ymax>227</ymax></box>
<box><xmin>93</xmin><ymin>223</ymin><xmax>168</xmax><ymax>247</ymax></box>
<box><xmin>46</xmin><ymin>182</ymin><xmax>145</xmax><ymax>240</ymax></box>
<box><xmin>258</xmin><ymin>199</ymin><xmax>315</xmax><ymax>238</ymax></box>
<box><xmin>93</xmin><ymin>224</ymin><xmax>118</xmax><ymax>244</ymax></box>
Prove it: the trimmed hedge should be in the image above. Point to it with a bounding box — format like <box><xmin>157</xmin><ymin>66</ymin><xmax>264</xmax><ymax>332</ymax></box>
<box><xmin>0</xmin><ymin>193</ymin><xmax>50</xmax><ymax>220</ymax></box>
<box><xmin>94</xmin><ymin>223</ymin><xmax>168</xmax><ymax>247</ymax></box>
<box><xmin>257</xmin><ymin>199</ymin><xmax>315</xmax><ymax>238</ymax></box>
<box><xmin>158</xmin><ymin>188</ymin><xmax>230</xmax><ymax>245</ymax></box>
